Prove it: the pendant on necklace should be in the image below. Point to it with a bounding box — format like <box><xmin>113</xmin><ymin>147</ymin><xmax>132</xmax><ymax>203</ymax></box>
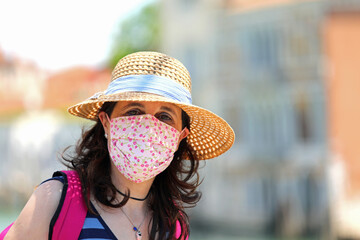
<box><xmin>133</xmin><ymin>227</ymin><xmax>142</xmax><ymax>240</ymax></box>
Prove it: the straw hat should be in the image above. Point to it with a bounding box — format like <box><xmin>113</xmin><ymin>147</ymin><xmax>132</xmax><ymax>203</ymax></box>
<box><xmin>68</xmin><ymin>51</ymin><xmax>234</xmax><ymax>160</ymax></box>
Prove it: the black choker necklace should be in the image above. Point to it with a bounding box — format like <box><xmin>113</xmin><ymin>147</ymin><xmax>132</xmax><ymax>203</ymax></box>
<box><xmin>116</xmin><ymin>188</ymin><xmax>150</xmax><ymax>201</ymax></box>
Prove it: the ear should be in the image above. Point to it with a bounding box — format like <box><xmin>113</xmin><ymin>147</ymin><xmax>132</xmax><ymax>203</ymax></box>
<box><xmin>98</xmin><ymin>111</ymin><xmax>110</xmax><ymax>133</ymax></box>
<box><xmin>179</xmin><ymin>127</ymin><xmax>190</xmax><ymax>142</ymax></box>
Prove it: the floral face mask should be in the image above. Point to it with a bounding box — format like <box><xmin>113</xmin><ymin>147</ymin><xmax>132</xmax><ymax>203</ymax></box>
<box><xmin>106</xmin><ymin>114</ymin><xmax>185</xmax><ymax>183</ymax></box>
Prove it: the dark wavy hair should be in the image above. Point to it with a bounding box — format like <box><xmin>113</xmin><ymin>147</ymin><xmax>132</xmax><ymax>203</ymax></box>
<box><xmin>62</xmin><ymin>102</ymin><xmax>202</xmax><ymax>240</ymax></box>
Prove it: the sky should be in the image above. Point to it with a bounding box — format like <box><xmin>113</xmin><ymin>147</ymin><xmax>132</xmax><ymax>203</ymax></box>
<box><xmin>0</xmin><ymin>0</ymin><xmax>153</xmax><ymax>71</ymax></box>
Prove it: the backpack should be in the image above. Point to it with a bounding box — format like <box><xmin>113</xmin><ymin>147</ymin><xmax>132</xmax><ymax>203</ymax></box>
<box><xmin>0</xmin><ymin>170</ymin><xmax>87</xmax><ymax>240</ymax></box>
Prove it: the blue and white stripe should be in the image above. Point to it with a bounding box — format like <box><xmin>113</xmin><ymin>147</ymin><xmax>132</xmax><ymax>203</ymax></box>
<box><xmin>104</xmin><ymin>74</ymin><xmax>192</xmax><ymax>104</ymax></box>
<box><xmin>78</xmin><ymin>212</ymin><xmax>117</xmax><ymax>240</ymax></box>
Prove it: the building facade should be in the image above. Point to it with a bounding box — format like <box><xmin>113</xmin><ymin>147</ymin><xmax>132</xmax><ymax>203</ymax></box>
<box><xmin>161</xmin><ymin>0</ymin><xmax>360</xmax><ymax>238</ymax></box>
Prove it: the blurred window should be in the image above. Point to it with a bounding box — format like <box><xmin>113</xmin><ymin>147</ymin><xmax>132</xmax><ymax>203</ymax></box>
<box><xmin>295</xmin><ymin>96</ymin><xmax>311</xmax><ymax>143</ymax></box>
<box><xmin>245</xmin><ymin>178</ymin><xmax>265</xmax><ymax>213</ymax></box>
<box><xmin>180</xmin><ymin>0</ymin><xmax>196</xmax><ymax>9</ymax></box>
<box><xmin>246</xmin><ymin>28</ymin><xmax>279</xmax><ymax>70</ymax></box>
<box><xmin>182</xmin><ymin>47</ymin><xmax>200</xmax><ymax>98</ymax></box>
<box><xmin>224</xmin><ymin>102</ymin><xmax>240</xmax><ymax>138</ymax></box>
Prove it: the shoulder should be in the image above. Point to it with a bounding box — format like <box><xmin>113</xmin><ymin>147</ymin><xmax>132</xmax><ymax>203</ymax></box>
<box><xmin>5</xmin><ymin>180</ymin><xmax>64</xmax><ymax>240</ymax></box>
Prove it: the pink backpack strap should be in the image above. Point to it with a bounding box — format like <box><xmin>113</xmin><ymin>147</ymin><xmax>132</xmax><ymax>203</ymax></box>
<box><xmin>175</xmin><ymin>220</ymin><xmax>189</xmax><ymax>240</ymax></box>
<box><xmin>49</xmin><ymin>170</ymin><xmax>87</xmax><ymax>240</ymax></box>
<box><xmin>0</xmin><ymin>223</ymin><xmax>13</xmax><ymax>240</ymax></box>
<box><xmin>0</xmin><ymin>170</ymin><xmax>87</xmax><ymax>240</ymax></box>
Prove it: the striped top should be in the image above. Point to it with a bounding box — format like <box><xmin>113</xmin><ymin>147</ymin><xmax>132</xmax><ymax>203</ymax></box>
<box><xmin>78</xmin><ymin>205</ymin><xmax>117</xmax><ymax>240</ymax></box>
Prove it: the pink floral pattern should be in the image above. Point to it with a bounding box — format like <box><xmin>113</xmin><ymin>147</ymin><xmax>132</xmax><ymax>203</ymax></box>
<box><xmin>108</xmin><ymin>114</ymin><xmax>181</xmax><ymax>183</ymax></box>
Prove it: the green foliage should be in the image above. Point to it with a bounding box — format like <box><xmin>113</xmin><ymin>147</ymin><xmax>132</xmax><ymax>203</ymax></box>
<box><xmin>108</xmin><ymin>1</ymin><xmax>161</xmax><ymax>68</ymax></box>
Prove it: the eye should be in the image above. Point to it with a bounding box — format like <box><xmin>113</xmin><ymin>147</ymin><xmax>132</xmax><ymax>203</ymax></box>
<box><xmin>125</xmin><ymin>109</ymin><xmax>143</xmax><ymax>116</ymax></box>
<box><xmin>156</xmin><ymin>112</ymin><xmax>173</xmax><ymax>123</ymax></box>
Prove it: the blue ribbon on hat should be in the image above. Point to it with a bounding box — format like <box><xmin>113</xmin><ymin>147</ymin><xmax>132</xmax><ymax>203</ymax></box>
<box><xmin>104</xmin><ymin>75</ymin><xmax>192</xmax><ymax>104</ymax></box>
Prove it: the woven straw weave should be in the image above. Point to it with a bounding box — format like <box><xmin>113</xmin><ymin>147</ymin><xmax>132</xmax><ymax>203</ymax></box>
<box><xmin>68</xmin><ymin>51</ymin><xmax>234</xmax><ymax>160</ymax></box>
<box><xmin>111</xmin><ymin>51</ymin><xmax>192</xmax><ymax>91</ymax></box>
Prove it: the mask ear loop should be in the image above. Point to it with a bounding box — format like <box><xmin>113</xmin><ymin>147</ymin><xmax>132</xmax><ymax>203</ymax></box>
<box><xmin>178</xmin><ymin>127</ymin><xmax>190</xmax><ymax>142</ymax></box>
<box><xmin>104</xmin><ymin>114</ymin><xmax>111</xmax><ymax>139</ymax></box>
<box><xmin>105</xmin><ymin>113</ymin><xmax>111</xmax><ymax>123</ymax></box>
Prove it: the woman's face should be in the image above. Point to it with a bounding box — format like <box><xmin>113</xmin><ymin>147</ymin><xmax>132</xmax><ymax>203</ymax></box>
<box><xmin>98</xmin><ymin>101</ymin><xmax>190</xmax><ymax>183</ymax></box>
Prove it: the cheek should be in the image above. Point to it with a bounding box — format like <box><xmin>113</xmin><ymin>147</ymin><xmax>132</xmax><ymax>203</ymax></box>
<box><xmin>176</xmin><ymin>122</ymin><xmax>182</xmax><ymax>132</ymax></box>
<box><xmin>175</xmin><ymin>122</ymin><xmax>183</xmax><ymax>133</ymax></box>
<box><xmin>174</xmin><ymin>115</ymin><xmax>183</xmax><ymax>132</ymax></box>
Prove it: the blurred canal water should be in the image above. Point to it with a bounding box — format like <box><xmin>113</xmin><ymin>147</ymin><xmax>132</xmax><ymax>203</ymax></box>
<box><xmin>0</xmin><ymin>211</ymin><xmax>19</xmax><ymax>231</ymax></box>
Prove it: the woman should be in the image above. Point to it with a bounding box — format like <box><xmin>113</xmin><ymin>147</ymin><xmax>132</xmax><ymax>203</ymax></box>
<box><xmin>2</xmin><ymin>51</ymin><xmax>235</xmax><ymax>240</ymax></box>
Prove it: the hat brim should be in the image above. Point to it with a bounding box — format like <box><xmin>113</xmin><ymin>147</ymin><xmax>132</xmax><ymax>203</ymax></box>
<box><xmin>68</xmin><ymin>91</ymin><xmax>235</xmax><ymax>160</ymax></box>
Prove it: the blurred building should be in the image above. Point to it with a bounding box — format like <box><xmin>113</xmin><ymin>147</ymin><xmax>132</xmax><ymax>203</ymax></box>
<box><xmin>43</xmin><ymin>67</ymin><xmax>111</xmax><ymax>109</ymax></box>
<box><xmin>161</xmin><ymin>0</ymin><xmax>360</xmax><ymax>238</ymax></box>
<box><xmin>0</xmin><ymin>49</ymin><xmax>47</xmax><ymax>115</ymax></box>
<box><xmin>0</xmin><ymin>49</ymin><xmax>49</xmax><ymax>208</ymax></box>
<box><xmin>0</xmin><ymin>50</ymin><xmax>111</xmax><ymax>209</ymax></box>
<box><xmin>324</xmin><ymin>2</ymin><xmax>360</xmax><ymax>238</ymax></box>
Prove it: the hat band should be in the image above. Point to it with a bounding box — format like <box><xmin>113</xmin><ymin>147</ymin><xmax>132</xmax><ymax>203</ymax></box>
<box><xmin>104</xmin><ymin>75</ymin><xmax>192</xmax><ymax>104</ymax></box>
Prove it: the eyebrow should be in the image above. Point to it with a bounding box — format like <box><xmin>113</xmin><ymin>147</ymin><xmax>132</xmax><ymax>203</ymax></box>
<box><xmin>160</xmin><ymin>105</ymin><xmax>178</xmax><ymax>118</ymax></box>
<box><xmin>123</xmin><ymin>102</ymin><xmax>145</xmax><ymax>109</ymax></box>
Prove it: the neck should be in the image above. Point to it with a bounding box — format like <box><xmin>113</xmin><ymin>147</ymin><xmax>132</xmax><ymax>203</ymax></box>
<box><xmin>110</xmin><ymin>162</ymin><xmax>154</xmax><ymax>213</ymax></box>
